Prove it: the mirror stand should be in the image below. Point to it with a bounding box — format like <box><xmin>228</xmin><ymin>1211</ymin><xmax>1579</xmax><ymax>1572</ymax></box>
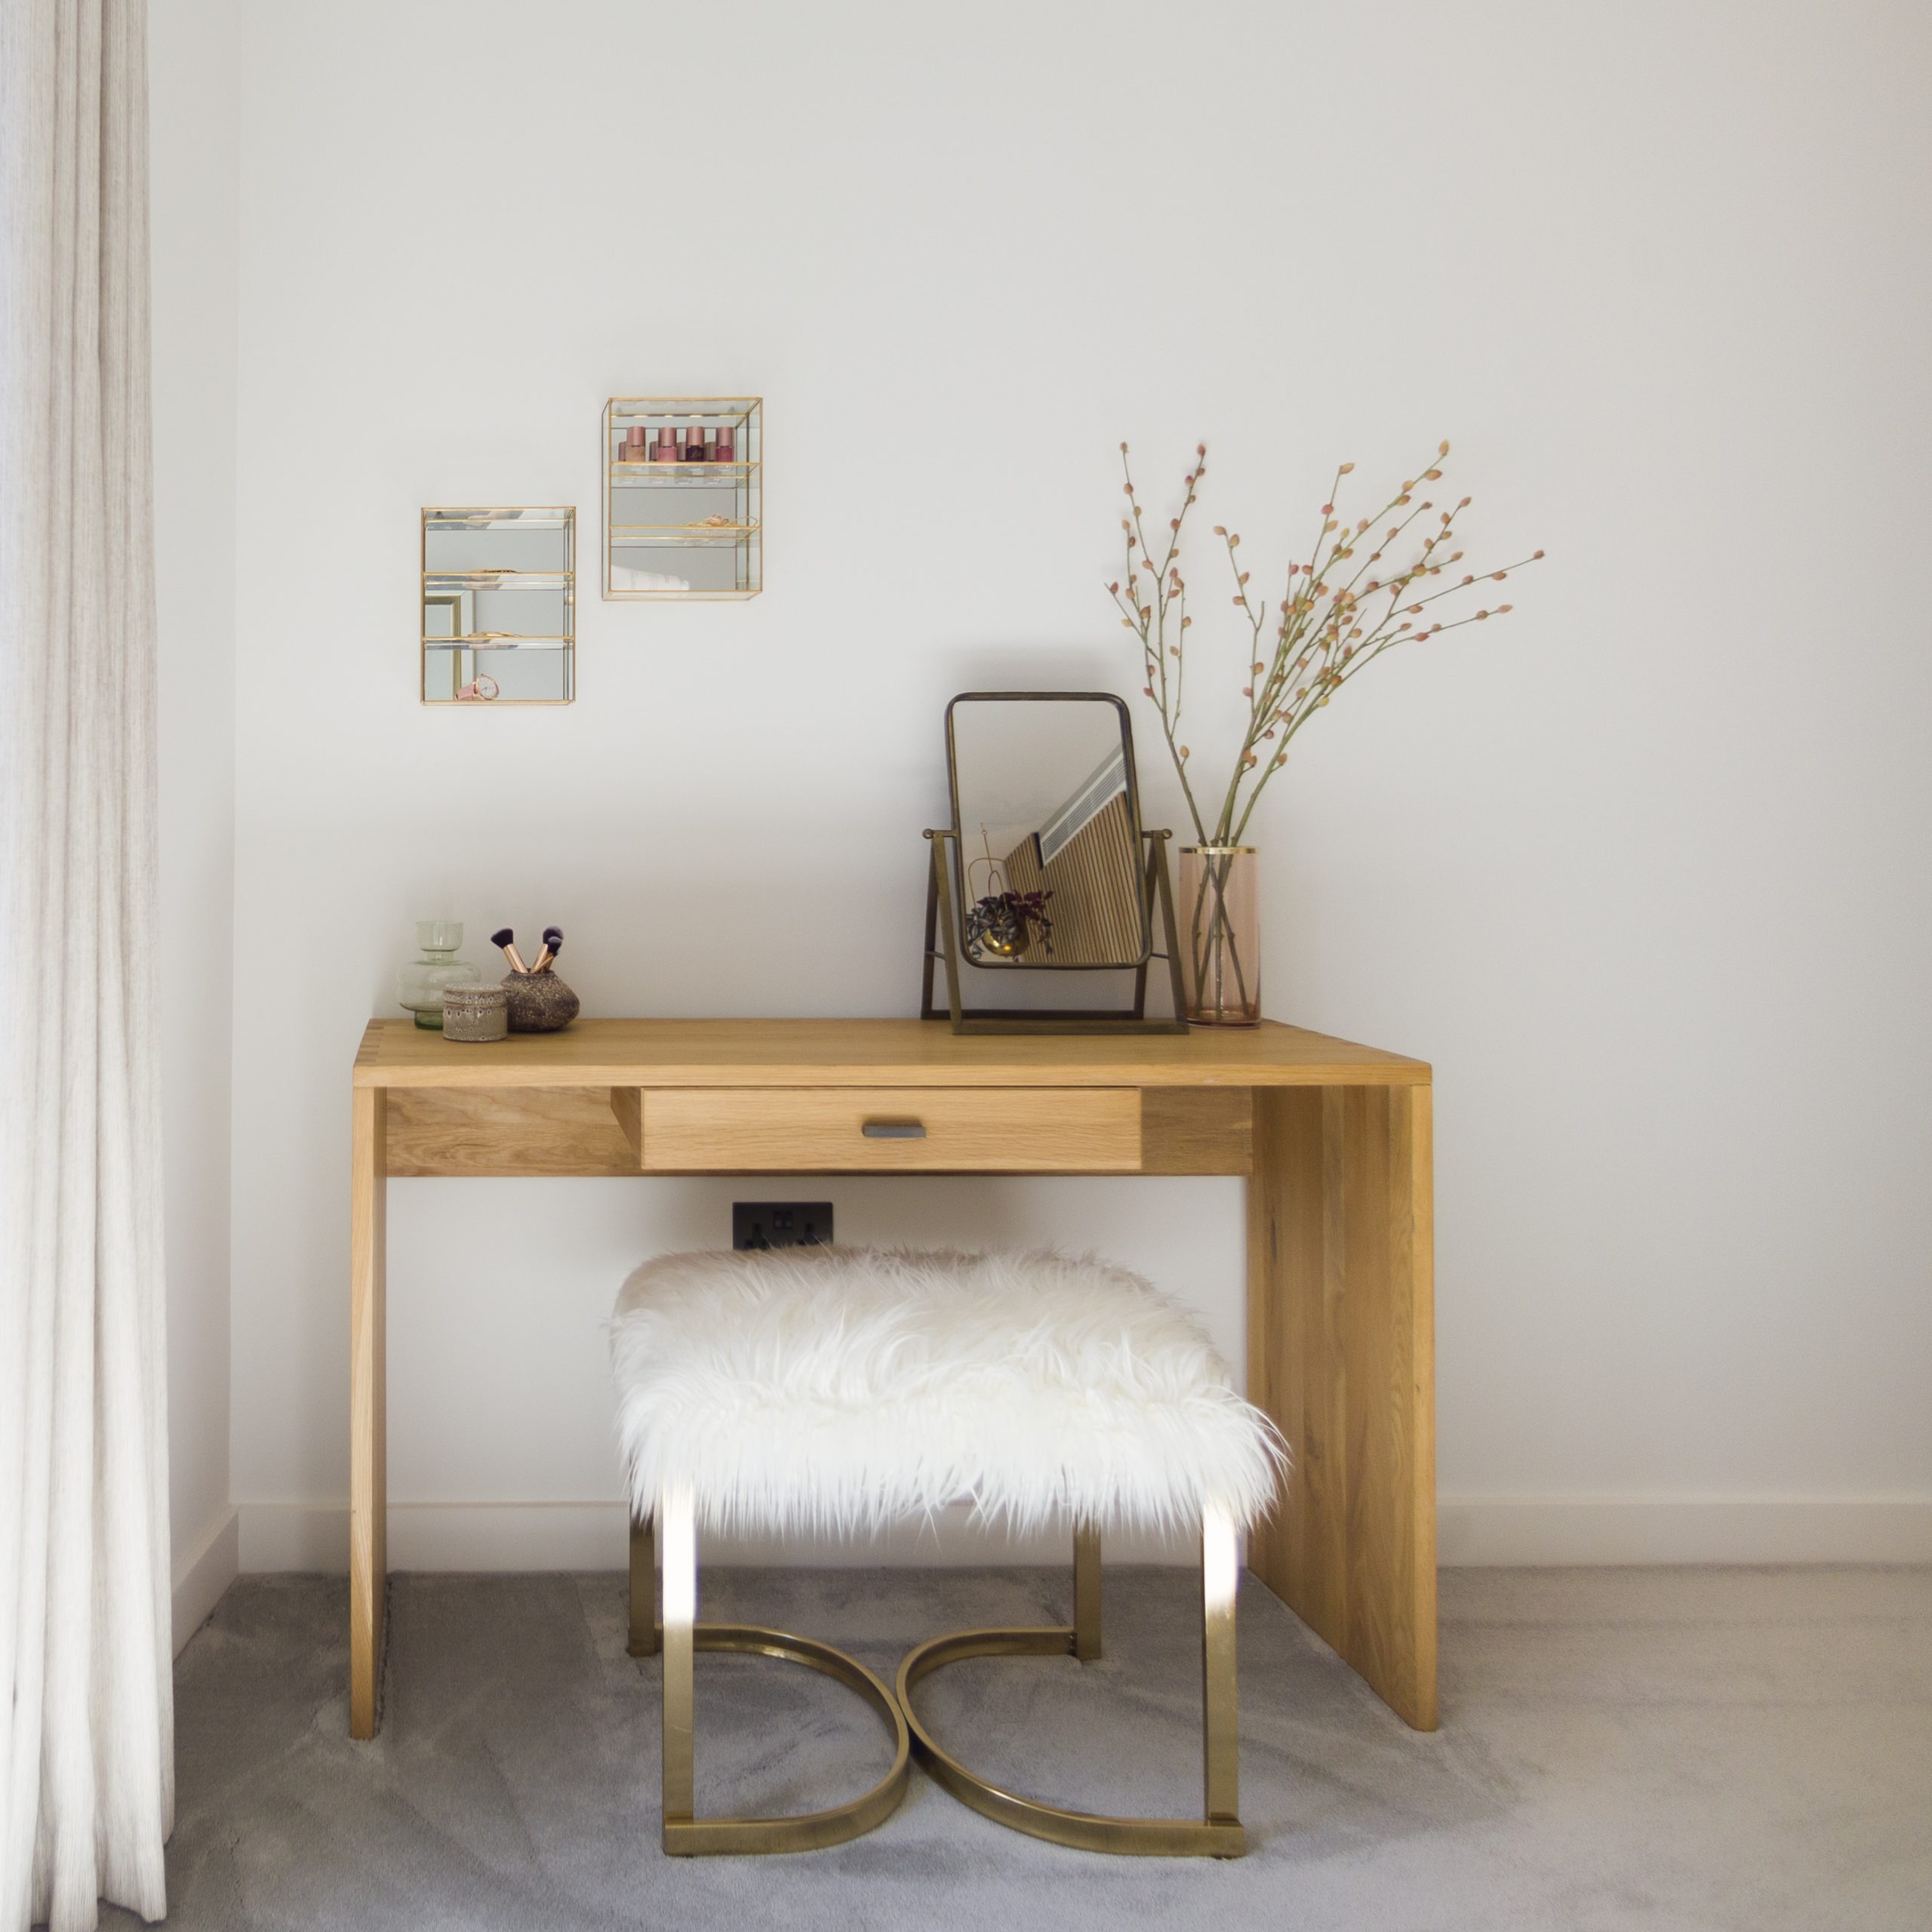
<box><xmin>920</xmin><ymin>828</ymin><xmax>1190</xmax><ymax>1035</ymax></box>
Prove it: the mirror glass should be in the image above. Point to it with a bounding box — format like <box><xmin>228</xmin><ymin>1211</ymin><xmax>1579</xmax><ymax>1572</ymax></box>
<box><xmin>948</xmin><ymin>694</ymin><xmax>1149</xmax><ymax>969</ymax></box>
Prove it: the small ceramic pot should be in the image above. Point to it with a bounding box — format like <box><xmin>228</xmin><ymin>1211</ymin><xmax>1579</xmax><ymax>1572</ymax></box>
<box><xmin>441</xmin><ymin>983</ymin><xmax>508</xmax><ymax>1043</ymax></box>
<box><xmin>502</xmin><ymin>971</ymin><xmax>579</xmax><ymax>1033</ymax></box>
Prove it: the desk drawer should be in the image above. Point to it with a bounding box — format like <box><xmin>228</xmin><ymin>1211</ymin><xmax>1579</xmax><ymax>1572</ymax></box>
<box><xmin>636</xmin><ymin>1087</ymin><xmax>1142</xmax><ymax>1173</ymax></box>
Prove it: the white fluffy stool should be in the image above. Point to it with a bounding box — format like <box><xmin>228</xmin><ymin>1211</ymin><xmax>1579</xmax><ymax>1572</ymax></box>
<box><xmin>611</xmin><ymin>1244</ymin><xmax>1284</xmax><ymax>1857</ymax></box>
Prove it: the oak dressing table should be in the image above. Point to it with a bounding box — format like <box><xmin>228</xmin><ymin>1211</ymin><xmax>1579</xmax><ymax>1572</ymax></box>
<box><xmin>348</xmin><ymin>1016</ymin><xmax>1436</xmax><ymax>1739</ymax></box>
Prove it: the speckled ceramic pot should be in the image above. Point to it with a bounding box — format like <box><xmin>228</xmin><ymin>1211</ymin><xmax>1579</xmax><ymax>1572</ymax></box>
<box><xmin>502</xmin><ymin>971</ymin><xmax>579</xmax><ymax>1033</ymax></box>
<box><xmin>441</xmin><ymin>983</ymin><xmax>509</xmax><ymax>1043</ymax></box>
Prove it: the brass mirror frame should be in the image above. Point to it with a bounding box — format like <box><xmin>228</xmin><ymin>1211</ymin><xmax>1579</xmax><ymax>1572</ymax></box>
<box><xmin>921</xmin><ymin>691</ymin><xmax>1188</xmax><ymax>1035</ymax></box>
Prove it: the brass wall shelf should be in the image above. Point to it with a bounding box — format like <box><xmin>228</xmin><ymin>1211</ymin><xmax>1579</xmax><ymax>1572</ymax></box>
<box><xmin>420</xmin><ymin>507</ymin><xmax>575</xmax><ymax>706</ymax></box>
<box><xmin>602</xmin><ymin>397</ymin><xmax>762</xmax><ymax>600</ymax></box>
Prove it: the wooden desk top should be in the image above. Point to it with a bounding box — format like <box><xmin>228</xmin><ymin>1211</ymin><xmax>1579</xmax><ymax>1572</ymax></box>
<box><xmin>353</xmin><ymin>1017</ymin><xmax>1429</xmax><ymax>1091</ymax></box>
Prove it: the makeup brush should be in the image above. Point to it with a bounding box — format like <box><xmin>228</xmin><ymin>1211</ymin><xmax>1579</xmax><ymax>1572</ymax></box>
<box><xmin>490</xmin><ymin>927</ymin><xmax>531</xmax><ymax>975</ymax></box>
<box><xmin>531</xmin><ymin>926</ymin><xmax>564</xmax><ymax>974</ymax></box>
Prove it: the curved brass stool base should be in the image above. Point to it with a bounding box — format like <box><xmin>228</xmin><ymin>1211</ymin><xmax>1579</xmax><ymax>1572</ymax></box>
<box><xmin>663</xmin><ymin>1623</ymin><xmax>912</xmax><ymax>1856</ymax></box>
<box><xmin>897</xmin><ymin>1627</ymin><xmax>1246</xmax><ymax>1859</ymax></box>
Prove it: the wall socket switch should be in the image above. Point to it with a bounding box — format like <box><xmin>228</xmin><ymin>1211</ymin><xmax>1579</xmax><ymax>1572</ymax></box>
<box><xmin>732</xmin><ymin>1201</ymin><xmax>833</xmax><ymax>1251</ymax></box>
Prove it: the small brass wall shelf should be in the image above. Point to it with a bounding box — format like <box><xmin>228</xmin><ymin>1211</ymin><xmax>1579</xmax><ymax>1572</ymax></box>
<box><xmin>420</xmin><ymin>506</ymin><xmax>575</xmax><ymax>706</ymax></box>
<box><xmin>602</xmin><ymin>396</ymin><xmax>762</xmax><ymax>601</ymax></box>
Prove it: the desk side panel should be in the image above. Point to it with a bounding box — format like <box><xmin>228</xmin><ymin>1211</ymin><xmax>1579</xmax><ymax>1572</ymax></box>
<box><xmin>1246</xmin><ymin>1084</ymin><xmax>1437</xmax><ymax>1730</ymax></box>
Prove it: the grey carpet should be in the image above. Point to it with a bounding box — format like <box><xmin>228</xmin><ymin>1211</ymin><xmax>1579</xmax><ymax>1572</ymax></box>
<box><xmin>117</xmin><ymin>1564</ymin><xmax>1932</xmax><ymax>1931</ymax></box>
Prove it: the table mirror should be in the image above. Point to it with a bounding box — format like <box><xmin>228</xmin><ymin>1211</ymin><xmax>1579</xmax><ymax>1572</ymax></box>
<box><xmin>922</xmin><ymin>692</ymin><xmax>1186</xmax><ymax>1033</ymax></box>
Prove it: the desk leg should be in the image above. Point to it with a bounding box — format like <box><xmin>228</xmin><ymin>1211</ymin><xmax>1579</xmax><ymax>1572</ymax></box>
<box><xmin>349</xmin><ymin>1086</ymin><xmax>387</xmax><ymax>1739</ymax></box>
<box><xmin>1246</xmin><ymin>1084</ymin><xmax>1437</xmax><ymax>1730</ymax></box>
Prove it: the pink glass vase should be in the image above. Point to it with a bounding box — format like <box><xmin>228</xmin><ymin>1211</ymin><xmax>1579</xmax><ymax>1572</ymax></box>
<box><xmin>1177</xmin><ymin>846</ymin><xmax>1260</xmax><ymax>1026</ymax></box>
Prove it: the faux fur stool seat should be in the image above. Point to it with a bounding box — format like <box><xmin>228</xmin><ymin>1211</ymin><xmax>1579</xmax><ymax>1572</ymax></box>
<box><xmin>613</xmin><ymin>1244</ymin><xmax>1284</xmax><ymax>1859</ymax></box>
<box><xmin>611</xmin><ymin>1244</ymin><xmax>1284</xmax><ymax>1540</ymax></box>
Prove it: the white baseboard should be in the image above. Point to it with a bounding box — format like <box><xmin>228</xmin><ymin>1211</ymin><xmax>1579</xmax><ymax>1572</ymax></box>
<box><xmin>171</xmin><ymin>1507</ymin><xmax>239</xmax><ymax>1654</ymax></box>
<box><xmin>1438</xmin><ymin>1495</ymin><xmax>1932</xmax><ymax>1565</ymax></box>
<box><xmin>235</xmin><ymin>1500</ymin><xmax>1195</xmax><ymax>1572</ymax></box>
<box><xmin>235</xmin><ymin>1494</ymin><xmax>1932</xmax><ymax>1576</ymax></box>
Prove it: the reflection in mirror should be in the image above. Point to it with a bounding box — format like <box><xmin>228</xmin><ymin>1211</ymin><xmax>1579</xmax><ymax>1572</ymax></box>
<box><xmin>948</xmin><ymin>694</ymin><xmax>1148</xmax><ymax>969</ymax></box>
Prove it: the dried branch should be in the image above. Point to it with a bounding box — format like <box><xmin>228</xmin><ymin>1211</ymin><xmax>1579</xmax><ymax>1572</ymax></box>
<box><xmin>1107</xmin><ymin>439</ymin><xmax>1543</xmax><ymax>848</ymax></box>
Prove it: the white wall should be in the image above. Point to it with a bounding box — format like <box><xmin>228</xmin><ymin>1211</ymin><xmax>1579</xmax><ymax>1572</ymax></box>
<box><xmin>150</xmin><ymin>0</ymin><xmax>242</xmax><ymax>1637</ymax></box>
<box><xmin>189</xmin><ymin>0</ymin><xmax>1932</xmax><ymax>1570</ymax></box>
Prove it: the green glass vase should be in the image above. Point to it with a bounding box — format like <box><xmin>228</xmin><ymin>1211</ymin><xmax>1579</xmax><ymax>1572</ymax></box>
<box><xmin>398</xmin><ymin>921</ymin><xmax>481</xmax><ymax>1029</ymax></box>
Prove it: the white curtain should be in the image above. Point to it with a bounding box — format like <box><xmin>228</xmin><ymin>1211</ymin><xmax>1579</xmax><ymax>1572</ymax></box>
<box><xmin>0</xmin><ymin>2</ymin><xmax>174</xmax><ymax>1928</ymax></box>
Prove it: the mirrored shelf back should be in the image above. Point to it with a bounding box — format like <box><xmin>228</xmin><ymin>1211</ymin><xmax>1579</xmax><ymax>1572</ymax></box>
<box><xmin>420</xmin><ymin>507</ymin><xmax>575</xmax><ymax>706</ymax></box>
<box><xmin>601</xmin><ymin>396</ymin><xmax>762</xmax><ymax>600</ymax></box>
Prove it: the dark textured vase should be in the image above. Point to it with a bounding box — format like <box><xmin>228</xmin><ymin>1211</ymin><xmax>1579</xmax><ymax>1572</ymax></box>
<box><xmin>502</xmin><ymin>971</ymin><xmax>579</xmax><ymax>1033</ymax></box>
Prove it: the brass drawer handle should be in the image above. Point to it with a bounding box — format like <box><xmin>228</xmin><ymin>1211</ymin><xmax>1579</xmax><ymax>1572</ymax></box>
<box><xmin>862</xmin><ymin>1120</ymin><xmax>927</xmax><ymax>1139</ymax></box>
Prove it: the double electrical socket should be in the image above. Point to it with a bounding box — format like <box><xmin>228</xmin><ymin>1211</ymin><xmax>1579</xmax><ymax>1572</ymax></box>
<box><xmin>732</xmin><ymin>1201</ymin><xmax>833</xmax><ymax>1251</ymax></box>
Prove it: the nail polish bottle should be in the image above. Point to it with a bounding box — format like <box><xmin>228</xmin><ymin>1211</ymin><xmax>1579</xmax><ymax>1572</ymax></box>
<box><xmin>684</xmin><ymin>425</ymin><xmax>707</xmax><ymax>463</ymax></box>
<box><xmin>715</xmin><ymin>425</ymin><xmax>736</xmax><ymax>465</ymax></box>
<box><xmin>654</xmin><ymin>427</ymin><xmax>679</xmax><ymax>463</ymax></box>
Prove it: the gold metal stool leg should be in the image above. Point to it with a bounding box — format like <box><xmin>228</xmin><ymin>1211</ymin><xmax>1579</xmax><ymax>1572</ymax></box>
<box><xmin>652</xmin><ymin>1486</ymin><xmax>912</xmax><ymax>1857</ymax></box>
<box><xmin>894</xmin><ymin>1511</ymin><xmax>1247</xmax><ymax>1857</ymax></box>
<box><xmin>1073</xmin><ymin>1524</ymin><xmax>1102</xmax><ymax>1662</ymax></box>
<box><xmin>1201</xmin><ymin>1507</ymin><xmax>1240</xmax><ymax>1829</ymax></box>
<box><xmin>628</xmin><ymin>1513</ymin><xmax>658</xmax><ymax>1657</ymax></box>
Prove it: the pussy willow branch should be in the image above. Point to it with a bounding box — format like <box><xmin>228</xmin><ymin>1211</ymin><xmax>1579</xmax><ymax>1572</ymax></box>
<box><xmin>1109</xmin><ymin>441</ymin><xmax>1211</xmax><ymax>841</ymax></box>
<box><xmin>1109</xmin><ymin>439</ymin><xmax>1543</xmax><ymax>849</ymax></box>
